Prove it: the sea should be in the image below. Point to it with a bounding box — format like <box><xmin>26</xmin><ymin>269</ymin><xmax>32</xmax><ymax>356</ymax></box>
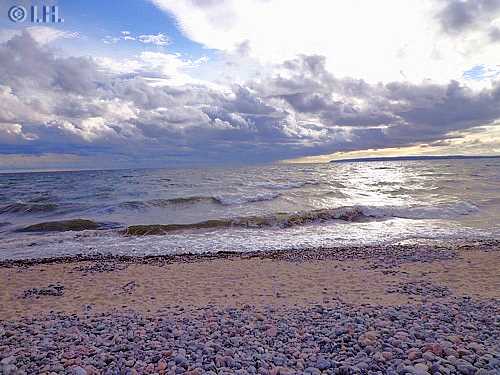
<box><xmin>1</xmin><ymin>159</ymin><xmax>499</xmax><ymax>260</ymax></box>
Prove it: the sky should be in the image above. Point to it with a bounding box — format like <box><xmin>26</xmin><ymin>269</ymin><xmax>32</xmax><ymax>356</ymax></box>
<box><xmin>0</xmin><ymin>0</ymin><xmax>499</xmax><ymax>171</ymax></box>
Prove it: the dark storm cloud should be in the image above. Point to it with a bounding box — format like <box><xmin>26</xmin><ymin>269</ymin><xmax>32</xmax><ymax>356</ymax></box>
<box><xmin>0</xmin><ymin>32</ymin><xmax>295</xmax><ymax>164</ymax></box>
<box><xmin>252</xmin><ymin>54</ymin><xmax>500</xmax><ymax>152</ymax></box>
<box><xmin>436</xmin><ymin>0</ymin><xmax>500</xmax><ymax>34</ymax></box>
<box><xmin>1</xmin><ymin>33</ymin><xmax>499</xmax><ymax>165</ymax></box>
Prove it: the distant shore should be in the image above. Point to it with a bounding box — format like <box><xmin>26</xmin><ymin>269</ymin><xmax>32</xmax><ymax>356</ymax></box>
<box><xmin>330</xmin><ymin>154</ymin><xmax>500</xmax><ymax>163</ymax></box>
<box><xmin>1</xmin><ymin>240</ymin><xmax>499</xmax><ymax>374</ymax></box>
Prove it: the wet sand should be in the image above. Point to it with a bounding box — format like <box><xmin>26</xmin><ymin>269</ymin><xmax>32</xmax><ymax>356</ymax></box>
<box><xmin>1</xmin><ymin>244</ymin><xmax>499</xmax><ymax>320</ymax></box>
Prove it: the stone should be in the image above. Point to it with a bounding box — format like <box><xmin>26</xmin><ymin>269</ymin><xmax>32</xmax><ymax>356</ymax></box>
<box><xmin>0</xmin><ymin>357</ymin><xmax>16</xmax><ymax>366</ymax></box>
<box><xmin>428</xmin><ymin>343</ymin><xmax>444</xmax><ymax>357</ymax></box>
<box><xmin>454</xmin><ymin>359</ymin><xmax>477</xmax><ymax>375</ymax></box>
<box><xmin>157</xmin><ymin>360</ymin><xmax>167</xmax><ymax>371</ymax></box>
<box><xmin>304</xmin><ymin>367</ymin><xmax>321</xmax><ymax>375</ymax></box>
<box><xmin>71</xmin><ymin>366</ymin><xmax>88</xmax><ymax>375</ymax></box>
<box><xmin>422</xmin><ymin>351</ymin><xmax>437</xmax><ymax>362</ymax></box>
<box><xmin>266</xmin><ymin>326</ymin><xmax>278</xmax><ymax>337</ymax></box>
<box><xmin>316</xmin><ymin>358</ymin><xmax>330</xmax><ymax>370</ymax></box>
<box><xmin>408</xmin><ymin>349</ymin><xmax>422</xmax><ymax>361</ymax></box>
<box><xmin>382</xmin><ymin>351</ymin><xmax>394</xmax><ymax>361</ymax></box>
<box><xmin>358</xmin><ymin>331</ymin><xmax>378</xmax><ymax>347</ymax></box>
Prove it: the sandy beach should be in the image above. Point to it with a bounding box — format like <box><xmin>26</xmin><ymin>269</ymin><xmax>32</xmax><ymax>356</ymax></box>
<box><xmin>1</xmin><ymin>241</ymin><xmax>499</xmax><ymax>374</ymax></box>
<box><xmin>1</xmin><ymin>243</ymin><xmax>499</xmax><ymax>320</ymax></box>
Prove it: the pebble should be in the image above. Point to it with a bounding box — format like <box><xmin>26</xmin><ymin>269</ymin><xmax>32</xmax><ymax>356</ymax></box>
<box><xmin>0</xmin><ymin>241</ymin><xmax>499</xmax><ymax>374</ymax></box>
<box><xmin>71</xmin><ymin>366</ymin><xmax>88</xmax><ymax>375</ymax></box>
<box><xmin>0</xmin><ymin>297</ymin><xmax>498</xmax><ymax>374</ymax></box>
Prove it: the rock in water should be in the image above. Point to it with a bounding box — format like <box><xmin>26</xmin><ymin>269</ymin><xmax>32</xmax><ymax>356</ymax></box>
<box><xmin>18</xmin><ymin>219</ymin><xmax>100</xmax><ymax>232</ymax></box>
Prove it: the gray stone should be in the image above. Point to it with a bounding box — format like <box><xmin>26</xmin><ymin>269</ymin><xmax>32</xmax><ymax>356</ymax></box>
<box><xmin>71</xmin><ymin>366</ymin><xmax>88</xmax><ymax>375</ymax></box>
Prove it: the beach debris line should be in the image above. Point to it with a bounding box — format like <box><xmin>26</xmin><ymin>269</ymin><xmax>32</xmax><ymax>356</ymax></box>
<box><xmin>22</xmin><ymin>284</ymin><xmax>64</xmax><ymax>298</ymax></box>
<box><xmin>386</xmin><ymin>280</ymin><xmax>452</xmax><ymax>298</ymax></box>
<box><xmin>72</xmin><ymin>262</ymin><xmax>128</xmax><ymax>275</ymax></box>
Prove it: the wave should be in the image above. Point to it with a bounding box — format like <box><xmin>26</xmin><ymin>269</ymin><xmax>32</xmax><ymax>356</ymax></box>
<box><xmin>116</xmin><ymin>193</ymin><xmax>281</xmax><ymax>211</ymax></box>
<box><xmin>117</xmin><ymin>196</ymin><xmax>220</xmax><ymax>210</ymax></box>
<box><xmin>123</xmin><ymin>201</ymin><xmax>480</xmax><ymax>235</ymax></box>
<box><xmin>214</xmin><ymin>192</ymin><xmax>281</xmax><ymax>205</ymax></box>
<box><xmin>124</xmin><ymin>206</ymin><xmax>366</xmax><ymax>235</ymax></box>
<box><xmin>255</xmin><ymin>181</ymin><xmax>320</xmax><ymax>190</ymax></box>
<box><xmin>0</xmin><ymin>203</ymin><xmax>58</xmax><ymax>215</ymax></box>
<box><xmin>152</xmin><ymin>196</ymin><xmax>220</xmax><ymax>206</ymax></box>
<box><xmin>364</xmin><ymin>201</ymin><xmax>479</xmax><ymax>220</ymax></box>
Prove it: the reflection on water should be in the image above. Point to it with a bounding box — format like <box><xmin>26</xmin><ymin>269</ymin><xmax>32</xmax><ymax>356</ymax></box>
<box><xmin>0</xmin><ymin>159</ymin><xmax>499</xmax><ymax>259</ymax></box>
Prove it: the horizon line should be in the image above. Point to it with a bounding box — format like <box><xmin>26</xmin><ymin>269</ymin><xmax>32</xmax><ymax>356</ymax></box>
<box><xmin>330</xmin><ymin>154</ymin><xmax>500</xmax><ymax>163</ymax></box>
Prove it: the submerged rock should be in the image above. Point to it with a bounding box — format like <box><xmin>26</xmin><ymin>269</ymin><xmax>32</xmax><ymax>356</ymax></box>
<box><xmin>18</xmin><ymin>219</ymin><xmax>100</xmax><ymax>232</ymax></box>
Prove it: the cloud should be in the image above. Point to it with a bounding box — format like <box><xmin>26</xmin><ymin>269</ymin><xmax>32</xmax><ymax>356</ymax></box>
<box><xmin>150</xmin><ymin>0</ymin><xmax>500</xmax><ymax>84</ymax></box>
<box><xmin>102</xmin><ymin>35</ymin><xmax>120</xmax><ymax>44</ymax></box>
<box><xmin>0</xmin><ymin>32</ymin><xmax>292</xmax><ymax>164</ymax></box>
<box><xmin>138</xmin><ymin>33</ymin><xmax>170</xmax><ymax>46</ymax></box>
<box><xmin>489</xmin><ymin>26</ymin><xmax>500</xmax><ymax>41</ymax></box>
<box><xmin>102</xmin><ymin>31</ymin><xmax>170</xmax><ymax>46</ymax></box>
<box><xmin>436</xmin><ymin>0</ymin><xmax>500</xmax><ymax>34</ymax></box>
<box><xmin>0</xmin><ymin>26</ymin><xmax>79</xmax><ymax>44</ymax></box>
<box><xmin>95</xmin><ymin>50</ymin><xmax>212</xmax><ymax>87</ymax></box>
<box><xmin>0</xmin><ymin>32</ymin><xmax>499</xmax><ymax>169</ymax></box>
<box><xmin>253</xmin><ymin>55</ymin><xmax>500</xmax><ymax>149</ymax></box>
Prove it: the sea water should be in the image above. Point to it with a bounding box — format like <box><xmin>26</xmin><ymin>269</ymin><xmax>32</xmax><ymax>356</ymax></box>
<box><xmin>1</xmin><ymin>159</ymin><xmax>499</xmax><ymax>259</ymax></box>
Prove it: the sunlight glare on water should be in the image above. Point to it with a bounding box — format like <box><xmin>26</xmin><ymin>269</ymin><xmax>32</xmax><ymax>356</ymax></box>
<box><xmin>0</xmin><ymin>159</ymin><xmax>499</xmax><ymax>259</ymax></box>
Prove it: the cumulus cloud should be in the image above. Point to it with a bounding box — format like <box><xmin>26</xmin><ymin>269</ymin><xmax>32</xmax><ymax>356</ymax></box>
<box><xmin>0</xmin><ymin>32</ymin><xmax>292</xmax><ymax>163</ymax></box>
<box><xmin>251</xmin><ymin>55</ymin><xmax>500</xmax><ymax>153</ymax></box>
<box><xmin>150</xmin><ymin>0</ymin><xmax>500</xmax><ymax>84</ymax></box>
<box><xmin>0</xmin><ymin>32</ymin><xmax>499</xmax><ymax>168</ymax></box>
<box><xmin>436</xmin><ymin>0</ymin><xmax>500</xmax><ymax>34</ymax></box>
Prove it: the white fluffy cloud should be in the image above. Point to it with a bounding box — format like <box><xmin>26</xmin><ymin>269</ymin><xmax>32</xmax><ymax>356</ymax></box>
<box><xmin>151</xmin><ymin>0</ymin><xmax>500</xmax><ymax>85</ymax></box>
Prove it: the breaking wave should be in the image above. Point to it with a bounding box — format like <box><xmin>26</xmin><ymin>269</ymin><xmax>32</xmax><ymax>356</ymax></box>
<box><xmin>124</xmin><ymin>206</ymin><xmax>365</xmax><ymax>235</ymax></box>
<box><xmin>123</xmin><ymin>201</ymin><xmax>480</xmax><ymax>236</ymax></box>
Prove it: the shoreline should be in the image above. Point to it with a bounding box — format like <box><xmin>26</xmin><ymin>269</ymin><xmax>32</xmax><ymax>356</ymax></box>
<box><xmin>1</xmin><ymin>240</ymin><xmax>499</xmax><ymax>374</ymax></box>
<box><xmin>1</xmin><ymin>237</ymin><xmax>499</xmax><ymax>268</ymax></box>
